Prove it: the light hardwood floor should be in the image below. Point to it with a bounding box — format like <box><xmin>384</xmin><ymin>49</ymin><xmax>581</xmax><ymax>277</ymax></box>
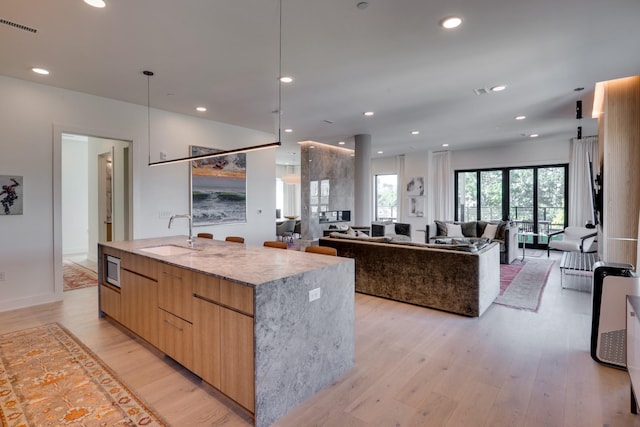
<box><xmin>2</xmin><ymin>255</ymin><xmax>639</xmax><ymax>427</ymax></box>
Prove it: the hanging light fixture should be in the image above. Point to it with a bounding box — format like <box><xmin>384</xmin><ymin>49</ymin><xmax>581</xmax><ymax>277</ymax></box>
<box><xmin>146</xmin><ymin>0</ymin><xmax>283</xmax><ymax>167</ymax></box>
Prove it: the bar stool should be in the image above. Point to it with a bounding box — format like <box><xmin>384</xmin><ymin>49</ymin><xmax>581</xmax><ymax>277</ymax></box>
<box><xmin>225</xmin><ymin>236</ymin><xmax>245</xmax><ymax>243</ymax></box>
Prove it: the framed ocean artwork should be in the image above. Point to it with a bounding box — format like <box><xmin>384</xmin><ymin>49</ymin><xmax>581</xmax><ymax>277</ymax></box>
<box><xmin>190</xmin><ymin>146</ymin><xmax>247</xmax><ymax>225</ymax></box>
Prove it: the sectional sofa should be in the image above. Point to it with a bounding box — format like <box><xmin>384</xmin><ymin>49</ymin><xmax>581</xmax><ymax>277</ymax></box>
<box><xmin>319</xmin><ymin>234</ymin><xmax>500</xmax><ymax>317</ymax></box>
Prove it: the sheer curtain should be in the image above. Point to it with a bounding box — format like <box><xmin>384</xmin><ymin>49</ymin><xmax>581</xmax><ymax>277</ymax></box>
<box><xmin>396</xmin><ymin>154</ymin><xmax>405</xmax><ymax>219</ymax></box>
<box><xmin>568</xmin><ymin>136</ymin><xmax>598</xmax><ymax>227</ymax></box>
<box><xmin>432</xmin><ymin>151</ymin><xmax>453</xmax><ymax>220</ymax></box>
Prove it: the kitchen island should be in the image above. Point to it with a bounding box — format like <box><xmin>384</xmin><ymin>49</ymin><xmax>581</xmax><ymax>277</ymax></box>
<box><xmin>98</xmin><ymin>236</ymin><xmax>355</xmax><ymax>427</ymax></box>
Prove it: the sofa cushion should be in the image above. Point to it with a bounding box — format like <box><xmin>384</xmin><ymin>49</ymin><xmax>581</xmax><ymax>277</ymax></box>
<box><xmin>482</xmin><ymin>223</ymin><xmax>498</xmax><ymax>239</ymax></box>
<box><xmin>445</xmin><ymin>223</ymin><xmax>464</xmax><ymax>237</ymax></box>
<box><xmin>329</xmin><ymin>232</ymin><xmax>389</xmax><ymax>243</ymax></box>
<box><xmin>434</xmin><ymin>220</ymin><xmax>450</xmax><ymax>236</ymax></box>
<box><xmin>460</xmin><ymin>221</ymin><xmax>477</xmax><ymax>237</ymax></box>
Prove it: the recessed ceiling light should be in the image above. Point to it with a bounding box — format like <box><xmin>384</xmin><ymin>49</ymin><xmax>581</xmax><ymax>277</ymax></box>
<box><xmin>377</xmin><ymin>150</ymin><xmax>383</xmax><ymax>154</ymax></box>
<box><xmin>280</xmin><ymin>76</ymin><xmax>293</xmax><ymax>83</ymax></box>
<box><xmin>32</xmin><ymin>67</ymin><xmax>49</xmax><ymax>75</ymax></box>
<box><xmin>309</xmin><ymin>145</ymin><xmax>315</xmax><ymax>149</ymax></box>
<box><xmin>284</xmin><ymin>128</ymin><xmax>293</xmax><ymax>133</ymax></box>
<box><xmin>411</xmin><ymin>131</ymin><xmax>420</xmax><ymax>135</ymax></box>
<box><xmin>515</xmin><ymin>115</ymin><xmax>526</xmax><ymax>120</ymax></box>
<box><xmin>440</xmin><ymin>16</ymin><xmax>462</xmax><ymax>29</ymax></box>
<box><xmin>491</xmin><ymin>85</ymin><xmax>507</xmax><ymax>92</ymax></box>
<box><xmin>442</xmin><ymin>144</ymin><xmax>449</xmax><ymax>147</ymax></box>
<box><xmin>338</xmin><ymin>141</ymin><xmax>345</xmax><ymax>145</ymax></box>
<box><xmin>529</xmin><ymin>134</ymin><xmax>539</xmax><ymax>138</ymax></box>
<box><xmin>363</xmin><ymin>111</ymin><xmax>374</xmax><ymax>116</ymax></box>
<box><xmin>196</xmin><ymin>107</ymin><xmax>207</xmax><ymax>112</ymax></box>
<box><xmin>83</xmin><ymin>0</ymin><xmax>106</xmax><ymax>8</ymax></box>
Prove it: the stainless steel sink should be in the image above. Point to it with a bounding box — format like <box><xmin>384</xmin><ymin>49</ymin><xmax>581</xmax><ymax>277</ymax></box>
<box><xmin>138</xmin><ymin>245</ymin><xmax>199</xmax><ymax>256</ymax></box>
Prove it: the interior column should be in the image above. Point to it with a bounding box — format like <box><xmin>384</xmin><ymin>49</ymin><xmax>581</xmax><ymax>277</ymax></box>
<box><xmin>354</xmin><ymin>134</ymin><xmax>372</xmax><ymax>227</ymax></box>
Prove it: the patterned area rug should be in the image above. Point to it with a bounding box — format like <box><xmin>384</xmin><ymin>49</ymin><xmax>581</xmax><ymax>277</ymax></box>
<box><xmin>495</xmin><ymin>259</ymin><xmax>555</xmax><ymax>312</ymax></box>
<box><xmin>0</xmin><ymin>323</ymin><xmax>166</xmax><ymax>426</ymax></box>
<box><xmin>63</xmin><ymin>260</ymin><xmax>98</xmax><ymax>291</ymax></box>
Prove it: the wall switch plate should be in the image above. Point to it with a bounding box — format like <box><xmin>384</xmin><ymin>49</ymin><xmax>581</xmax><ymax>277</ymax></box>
<box><xmin>309</xmin><ymin>288</ymin><xmax>321</xmax><ymax>302</ymax></box>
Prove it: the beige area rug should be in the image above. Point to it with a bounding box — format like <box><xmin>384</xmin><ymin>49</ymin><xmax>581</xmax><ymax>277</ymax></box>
<box><xmin>63</xmin><ymin>260</ymin><xmax>98</xmax><ymax>291</ymax></box>
<box><xmin>0</xmin><ymin>323</ymin><xmax>166</xmax><ymax>426</ymax></box>
<box><xmin>494</xmin><ymin>258</ymin><xmax>555</xmax><ymax>312</ymax></box>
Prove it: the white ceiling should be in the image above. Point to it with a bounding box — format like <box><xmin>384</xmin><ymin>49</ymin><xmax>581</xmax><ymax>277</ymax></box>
<box><xmin>2</xmin><ymin>0</ymin><xmax>639</xmax><ymax>165</ymax></box>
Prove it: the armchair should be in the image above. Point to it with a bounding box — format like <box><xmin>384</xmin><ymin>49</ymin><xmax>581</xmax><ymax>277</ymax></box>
<box><xmin>276</xmin><ymin>219</ymin><xmax>296</xmax><ymax>242</ymax></box>
<box><xmin>547</xmin><ymin>226</ymin><xmax>597</xmax><ymax>257</ymax></box>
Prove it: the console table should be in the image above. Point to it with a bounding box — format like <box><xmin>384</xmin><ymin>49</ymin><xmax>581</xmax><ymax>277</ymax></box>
<box><xmin>559</xmin><ymin>252</ymin><xmax>600</xmax><ymax>289</ymax></box>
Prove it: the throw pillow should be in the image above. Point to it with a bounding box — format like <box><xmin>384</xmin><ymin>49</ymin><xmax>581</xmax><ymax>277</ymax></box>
<box><xmin>495</xmin><ymin>220</ymin><xmax>509</xmax><ymax>241</ymax></box>
<box><xmin>385</xmin><ymin>223</ymin><xmax>396</xmax><ymax>236</ymax></box>
<box><xmin>356</xmin><ymin>230</ymin><xmax>369</xmax><ymax>237</ymax></box>
<box><xmin>460</xmin><ymin>221</ymin><xmax>477</xmax><ymax>237</ymax></box>
<box><xmin>482</xmin><ymin>223</ymin><xmax>498</xmax><ymax>239</ymax></box>
<box><xmin>434</xmin><ymin>220</ymin><xmax>450</xmax><ymax>236</ymax></box>
<box><xmin>445</xmin><ymin>223</ymin><xmax>464</xmax><ymax>237</ymax></box>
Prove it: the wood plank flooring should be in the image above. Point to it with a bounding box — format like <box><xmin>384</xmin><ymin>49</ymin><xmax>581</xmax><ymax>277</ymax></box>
<box><xmin>1</xmin><ymin>255</ymin><xmax>639</xmax><ymax>426</ymax></box>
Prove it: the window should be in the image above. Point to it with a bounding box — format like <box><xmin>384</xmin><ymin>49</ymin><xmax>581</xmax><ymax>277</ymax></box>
<box><xmin>456</xmin><ymin>164</ymin><xmax>568</xmax><ymax>248</ymax></box>
<box><xmin>375</xmin><ymin>174</ymin><xmax>397</xmax><ymax>221</ymax></box>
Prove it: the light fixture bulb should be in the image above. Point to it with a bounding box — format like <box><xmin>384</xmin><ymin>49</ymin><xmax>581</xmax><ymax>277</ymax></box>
<box><xmin>363</xmin><ymin>111</ymin><xmax>375</xmax><ymax>116</ymax></box>
<box><xmin>529</xmin><ymin>134</ymin><xmax>539</xmax><ymax>138</ymax></box>
<box><xmin>338</xmin><ymin>141</ymin><xmax>345</xmax><ymax>145</ymax></box>
<box><xmin>84</xmin><ymin>0</ymin><xmax>106</xmax><ymax>8</ymax></box>
<box><xmin>284</xmin><ymin>128</ymin><xmax>293</xmax><ymax>133</ymax></box>
<box><xmin>411</xmin><ymin>131</ymin><xmax>420</xmax><ymax>135</ymax></box>
<box><xmin>491</xmin><ymin>85</ymin><xmax>507</xmax><ymax>92</ymax></box>
<box><xmin>32</xmin><ymin>67</ymin><xmax>49</xmax><ymax>75</ymax></box>
<box><xmin>440</xmin><ymin>16</ymin><xmax>462</xmax><ymax>29</ymax></box>
<box><xmin>280</xmin><ymin>76</ymin><xmax>293</xmax><ymax>83</ymax></box>
<box><xmin>442</xmin><ymin>144</ymin><xmax>449</xmax><ymax>147</ymax></box>
<box><xmin>377</xmin><ymin>150</ymin><xmax>383</xmax><ymax>154</ymax></box>
<box><xmin>196</xmin><ymin>107</ymin><xmax>207</xmax><ymax>112</ymax></box>
<box><xmin>515</xmin><ymin>115</ymin><xmax>526</xmax><ymax>120</ymax></box>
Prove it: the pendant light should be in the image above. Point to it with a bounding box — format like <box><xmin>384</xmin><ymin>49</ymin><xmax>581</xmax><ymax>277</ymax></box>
<box><xmin>146</xmin><ymin>0</ymin><xmax>283</xmax><ymax>167</ymax></box>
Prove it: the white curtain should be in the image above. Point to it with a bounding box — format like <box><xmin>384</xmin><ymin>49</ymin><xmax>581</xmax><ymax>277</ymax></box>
<box><xmin>396</xmin><ymin>154</ymin><xmax>405</xmax><ymax>219</ymax></box>
<box><xmin>568</xmin><ymin>136</ymin><xmax>598</xmax><ymax>227</ymax></box>
<box><xmin>432</xmin><ymin>151</ymin><xmax>453</xmax><ymax>220</ymax></box>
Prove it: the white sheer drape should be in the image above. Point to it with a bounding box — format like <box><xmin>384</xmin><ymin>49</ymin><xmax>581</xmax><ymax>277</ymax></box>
<box><xmin>432</xmin><ymin>151</ymin><xmax>453</xmax><ymax>220</ymax></box>
<box><xmin>396</xmin><ymin>154</ymin><xmax>405</xmax><ymax>219</ymax></box>
<box><xmin>568</xmin><ymin>136</ymin><xmax>598</xmax><ymax>227</ymax></box>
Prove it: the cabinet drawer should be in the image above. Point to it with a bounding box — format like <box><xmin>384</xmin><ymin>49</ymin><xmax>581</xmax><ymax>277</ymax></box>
<box><xmin>122</xmin><ymin>253</ymin><xmax>158</xmax><ymax>280</ymax></box>
<box><xmin>100</xmin><ymin>284</ymin><xmax>121</xmax><ymax>322</ymax></box>
<box><xmin>158</xmin><ymin>309</ymin><xmax>193</xmax><ymax>370</ymax></box>
<box><xmin>220</xmin><ymin>279</ymin><xmax>254</xmax><ymax>316</ymax></box>
<box><xmin>159</xmin><ymin>264</ymin><xmax>193</xmax><ymax>322</ymax></box>
<box><xmin>193</xmin><ymin>273</ymin><xmax>220</xmax><ymax>302</ymax></box>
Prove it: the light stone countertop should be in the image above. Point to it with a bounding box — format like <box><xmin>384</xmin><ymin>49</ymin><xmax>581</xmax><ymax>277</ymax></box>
<box><xmin>100</xmin><ymin>236</ymin><xmax>350</xmax><ymax>288</ymax></box>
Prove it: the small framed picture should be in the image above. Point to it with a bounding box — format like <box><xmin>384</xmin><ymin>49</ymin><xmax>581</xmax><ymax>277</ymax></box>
<box><xmin>0</xmin><ymin>175</ymin><xmax>23</xmax><ymax>215</ymax></box>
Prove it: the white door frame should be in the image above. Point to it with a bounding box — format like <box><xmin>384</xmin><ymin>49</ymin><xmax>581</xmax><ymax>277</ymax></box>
<box><xmin>52</xmin><ymin>124</ymin><xmax>133</xmax><ymax>296</ymax></box>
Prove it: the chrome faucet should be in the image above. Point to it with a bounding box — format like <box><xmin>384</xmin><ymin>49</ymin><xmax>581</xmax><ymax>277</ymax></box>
<box><xmin>168</xmin><ymin>214</ymin><xmax>194</xmax><ymax>247</ymax></box>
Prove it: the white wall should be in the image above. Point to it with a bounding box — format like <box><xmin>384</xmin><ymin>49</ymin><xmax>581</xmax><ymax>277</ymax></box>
<box><xmin>61</xmin><ymin>137</ymin><xmax>89</xmax><ymax>255</ymax></box>
<box><xmin>0</xmin><ymin>75</ymin><xmax>276</xmax><ymax>312</ymax></box>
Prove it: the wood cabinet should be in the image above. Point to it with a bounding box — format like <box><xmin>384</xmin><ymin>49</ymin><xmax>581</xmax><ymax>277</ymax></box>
<box><xmin>100</xmin><ymin>284</ymin><xmax>121</xmax><ymax>322</ymax></box>
<box><xmin>220</xmin><ymin>306</ymin><xmax>254</xmax><ymax>411</ymax></box>
<box><xmin>121</xmin><ymin>269</ymin><xmax>158</xmax><ymax>347</ymax></box>
<box><xmin>193</xmin><ymin>275</ymin><xmax>255</xmax><ymax>412</ymax></box>
<box><xmin>158</xmin><ymin>308</ymin><xmax>194</xmax><ymax>370</ymax></box>
<box><xmin>158</xmin><ymin>263</ymin><xmax>193</xmax><ymax>322</ymax></box>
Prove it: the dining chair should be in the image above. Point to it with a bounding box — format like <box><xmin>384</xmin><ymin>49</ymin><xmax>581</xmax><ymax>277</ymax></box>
<box><xmin>197</xmin><ymin>233</ymin><xmax>213</xmax><ymax>239</ymax></box>
<box><xmin>305</xmin><ymin>246</ymin><xmax>337</xmax><ymax>256</ymax></box>
<box><xmin>263</xmin><ymin>241</ymin><xmax>287</xmax><ymax>249</ymax></box>
<box><xmin>225</xmin><ymin>236</ymin><xmax>245</xmax><ymax>243</ymax></box>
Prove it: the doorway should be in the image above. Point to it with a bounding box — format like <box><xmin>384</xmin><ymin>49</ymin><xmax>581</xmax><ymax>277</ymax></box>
<box><xmin>60</xmin><ymin>133</ymin><xmax>131</xmax><ymax>279</ymax></box>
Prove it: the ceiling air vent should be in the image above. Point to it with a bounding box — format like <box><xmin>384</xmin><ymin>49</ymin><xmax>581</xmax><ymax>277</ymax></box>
<box><xmin>0</xmin><ymin>18</ymin><xmax>38</xmax><ymax>34</ymax></box>
<box><xmin>473</xmin><ymin>87</ymin><xmax>490</xmax><ymax>95</ymax></box>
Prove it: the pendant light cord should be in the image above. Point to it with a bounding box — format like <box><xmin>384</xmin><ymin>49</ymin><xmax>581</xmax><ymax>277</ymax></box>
<box><xmin>144</xmin><ymin>70</ymin><xmax>154</xmax><ymax>164</ymax></box>
<box><xmin>278</xmin><ymin>0</ymin><xmax>282</xmax><ymax>143</ymax></box>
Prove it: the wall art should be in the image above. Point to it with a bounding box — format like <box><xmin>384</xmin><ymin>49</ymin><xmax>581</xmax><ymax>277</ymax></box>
<box><xmin>406</xmin><ymin>176</ymin><xmax>424</xmax><ymax>196</ymax></box>
<box><xmin>190</xmin><ymin>146</ymin><xmax>246</xmax><ymax>225</ymax></box>
<box><xmin>0</xmin><ymin>175</ymin><xmax>23</xmax><ymax>215</ymax></box>
<box><xmin>408</xmin><ymin>196</ymin><xmax>424</xmax><ymax>217</ymax></box>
